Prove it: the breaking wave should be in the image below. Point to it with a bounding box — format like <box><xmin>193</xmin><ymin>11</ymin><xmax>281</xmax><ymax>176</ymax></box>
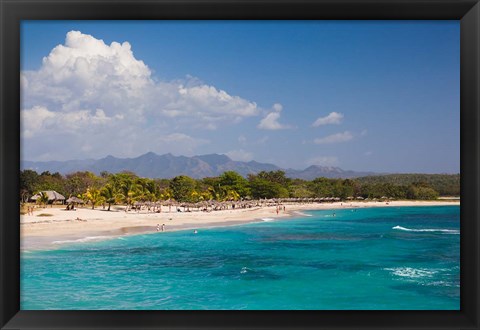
<box><xmin>384</xmin><ymin>267</ymin><xmax>438</xmax><ymax>278</ymax></box>
<box><xmin>392</xmin><ymin>226</ymin><xmax>459</xmax><ymax>234</ymax></box>
<box><xmin>52</xmin><ymin>236</ymin><xmax>112</xmax><ymax>245</ymax></box>
<box><xmin>294</xmin><ymin>211</ymin><xmax>313</xmax><ymax>217</ymax></box>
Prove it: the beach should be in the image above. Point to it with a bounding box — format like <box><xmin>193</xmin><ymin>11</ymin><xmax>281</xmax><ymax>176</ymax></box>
<box><xmin>20</xmin><ymin>200</ymin><xmax>460</xmax><ymax>250</ymax></box>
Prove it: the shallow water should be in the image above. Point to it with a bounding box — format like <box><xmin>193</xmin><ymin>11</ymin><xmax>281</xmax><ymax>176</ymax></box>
<box><xmin>21</xmin><ymin>205</ymin><xmax>460</xmax><ymax>310</ymax></box>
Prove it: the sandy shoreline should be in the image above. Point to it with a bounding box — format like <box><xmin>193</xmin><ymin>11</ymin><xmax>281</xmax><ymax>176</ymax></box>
<box><xmin>20</xmin><ymin>200</ymin><xmax>460</xmax><ymax>251</ymax></box>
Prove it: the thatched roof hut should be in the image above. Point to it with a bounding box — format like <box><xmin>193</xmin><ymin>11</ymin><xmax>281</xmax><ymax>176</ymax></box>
<box><xmin>66</xmin><ymin>196</ymin><xmax>84</xmax><ymax>204</ymax></box>
<box><xmin>30</xmin><ymin>190</ymin><xmax>66</xmax><ymax>201</ymax></box>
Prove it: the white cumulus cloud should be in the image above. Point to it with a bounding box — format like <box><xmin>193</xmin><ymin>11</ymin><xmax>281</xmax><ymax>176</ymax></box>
<box><xmin>21</xmin><ymin>31</ymin><xmax>265</xmax><ymax>160</ymax></box>
<box><xmin>314</xmin><ymin>131</ymin><xmax>353</xmax><ymax>144</ymax></box>
<box><xmin>21</xmin><ymin>106</ymin><xmax>117</xmax><ymax>139</ymax></box>
<box><xmin>257</xmin><ymin>103</ymin><xmax>292</xmax><ymax>130</ymax></box>
<box><xmin>312</xmin><ymin>112</ymin><xmax>344</xmax><ymax>127</ymax></box>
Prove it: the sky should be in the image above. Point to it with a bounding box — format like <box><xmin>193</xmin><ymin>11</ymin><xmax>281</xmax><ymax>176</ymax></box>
<box><xmin>20</xmin><ymin>20</ymin><xmax>460</xmax><ymax>173</ymax></box>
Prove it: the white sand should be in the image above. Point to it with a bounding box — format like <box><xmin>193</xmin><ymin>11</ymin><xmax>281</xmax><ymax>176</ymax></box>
<box><xmin>21</xmin><ymin>200</ymin><xmax>459</xmax><ymax>250</ymax></box>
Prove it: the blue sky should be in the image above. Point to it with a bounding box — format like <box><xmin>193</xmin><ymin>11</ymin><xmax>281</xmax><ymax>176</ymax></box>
<box><xmin>21</xmin><ymin>21</ymin><xmax>459</xmax><ymax>173</ymax></box>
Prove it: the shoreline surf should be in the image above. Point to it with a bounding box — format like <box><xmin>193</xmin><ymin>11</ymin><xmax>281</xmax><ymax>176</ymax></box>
<box><xmin>21</xmin><ymin>200</ymin><xmax>460</xmax><ymax>251</ymax></box>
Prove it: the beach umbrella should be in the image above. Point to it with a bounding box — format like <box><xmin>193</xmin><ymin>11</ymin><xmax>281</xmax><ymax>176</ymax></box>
<box><xmin>66</xmin><ymin>196</ymin><xmax>84</xmax><ymax>204</ymax></box>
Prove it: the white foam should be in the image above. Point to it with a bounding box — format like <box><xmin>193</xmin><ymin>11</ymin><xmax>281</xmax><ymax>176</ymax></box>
<box><xmin>261</xmin><ymin>218</ymin><xmax>275</xmax><ymax>222</ymax></box>
<box><xmin>52</xmin><ymin>236</ymin><xmax>112</xmax><ymax>245</ymax></box>
<box><xmin>294</xmin><ymin>211</ymin><xmax>313</xmax><ymax>217</ymax></box>
<box><xmin>240</xmin><ymin>267</ymin><xmax>251</xmax><ymax>274</ymax></box>
<box><xmin>385</xmin><ymin>267</ymin><xmax>437</xmax><ymax>278</ymax></box>
<box><xmin>392</xmin><ymin>226</ymin><xmax>459</xmax><ymax>234</ymax></box>
<box><xmin>427</xmin><ymin>281</ymin><xmax>458</xmax><ymax>287</ymax></box>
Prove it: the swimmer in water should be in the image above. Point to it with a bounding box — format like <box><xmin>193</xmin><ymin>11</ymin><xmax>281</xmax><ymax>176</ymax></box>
<box><xmin>194</xmin><ymin>230</ymin><xmax>198</xmax><ymax>234</ymax></box>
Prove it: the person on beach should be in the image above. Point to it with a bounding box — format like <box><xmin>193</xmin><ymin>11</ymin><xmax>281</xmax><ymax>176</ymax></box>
<box><xmin>156</xmin><ymin>224</ymin><xmax>160</xmax><ymax>232</ymax></box>
<box><xmin>162</xmin><ymin>224</ymin><xmax>165</xmax><ymax>232</ymax></box>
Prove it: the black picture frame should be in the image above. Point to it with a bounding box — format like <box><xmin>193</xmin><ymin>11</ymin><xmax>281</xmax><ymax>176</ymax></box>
<box><xmin>1</xmin><ymin>0</ymin><xmax>479</xmax><ymax>329</ymax></box>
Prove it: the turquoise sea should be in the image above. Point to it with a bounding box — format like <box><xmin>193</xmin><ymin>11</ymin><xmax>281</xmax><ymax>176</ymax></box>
<box><xmin>21</xmin><ymin>206</ymin><xmax>460</xmax><ymax>310</ymax></box>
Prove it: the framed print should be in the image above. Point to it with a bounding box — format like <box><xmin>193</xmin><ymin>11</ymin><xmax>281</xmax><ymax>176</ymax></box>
<box><xmin>1</xmin><ymin>0</ymin><xmax>479</xmax><ymax>329</ymax></box>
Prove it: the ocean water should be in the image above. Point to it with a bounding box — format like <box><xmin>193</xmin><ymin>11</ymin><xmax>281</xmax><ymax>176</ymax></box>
<box><xmin>21</xmin><ymin>206</ymin><xmax>460</xmax><ymax>310</ymax></box>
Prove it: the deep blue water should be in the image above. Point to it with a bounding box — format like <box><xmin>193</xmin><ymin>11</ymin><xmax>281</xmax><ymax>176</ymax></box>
<box><xmin>21</xmin><ymin>206</ymin><xmax>460</xmax><ymax>310</ymax></box>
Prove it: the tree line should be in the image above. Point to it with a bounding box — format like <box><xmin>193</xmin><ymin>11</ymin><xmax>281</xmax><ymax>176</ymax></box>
<box><xmin>356</xmin><ymin>173</ymin><xmax>460</xmax><ymax>196</ymax></box>
<box><xmin>20</xmin><ymin>169</ymin><xmax>459</xmax><ymax>208</ymax></box>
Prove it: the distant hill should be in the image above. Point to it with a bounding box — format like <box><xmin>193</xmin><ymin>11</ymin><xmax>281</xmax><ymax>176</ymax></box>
<box><xmin>21</xmin><ymin>152</ymin><xmax>375</xmax><ymax>180</ymax></box>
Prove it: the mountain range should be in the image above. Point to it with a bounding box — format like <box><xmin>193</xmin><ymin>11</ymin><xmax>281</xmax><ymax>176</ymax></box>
<box><xmin>21</xmin><ymin>152</ymin><xmax>375</xmax><ymax>180</ymax></box>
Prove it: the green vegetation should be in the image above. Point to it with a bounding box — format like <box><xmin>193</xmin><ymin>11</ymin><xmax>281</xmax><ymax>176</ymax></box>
<box><xmin>356</xmin><ymin>174</ymin><xmax>460</xmax><ymax>196</ymax></box>
<box><xmin>20</xmin><ymin>169</ymin><xmax>460</xmax><ymax>207</ymax></box>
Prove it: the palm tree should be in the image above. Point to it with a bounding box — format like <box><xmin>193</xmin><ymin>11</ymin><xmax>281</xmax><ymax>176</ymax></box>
<box><xmin>108</xmin><ymin>173</ymin><xmax>122</xmax><ymax>192</ymax></box>
<box><xmin>160</xmin><ymin>188</ymin><xmax>172</xmax><ymax>201</ymax></box>
<box><xmin>84</xmin><ymin>188</ymin><xmax>103</xmax><ymax>210</ymax></box>
<box><xmin>143</xmin><ymin>179</ymin><xmax>158</xmax><ymax>202</ymax></box>
<box><xmin>201</xmin><ymin>190</ymin><xmax>213</xmax><ymax>202</ymax></box>
<box><xmin>225</xmin><ymin>189</ymin><xmax>241</xmax><ymax>201</ymax></box>
<box><xmin>119</xmin><ymin>179</ymin><xmax>141</xmax><ymax>211</ymax></box>
<box><xmin>100</xmin><ymin>184</ymin><xmax>118</xmax><ymax>211</ymax></box>
<box><xmin>160</xmin><ymin>189</ymin><xmax>173</xmax><ymax>212</ymax></box>
<box><xmin>38</xmin><ymin>191</ymin><xmax>49</xmax><ymax>208</ymax></box>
